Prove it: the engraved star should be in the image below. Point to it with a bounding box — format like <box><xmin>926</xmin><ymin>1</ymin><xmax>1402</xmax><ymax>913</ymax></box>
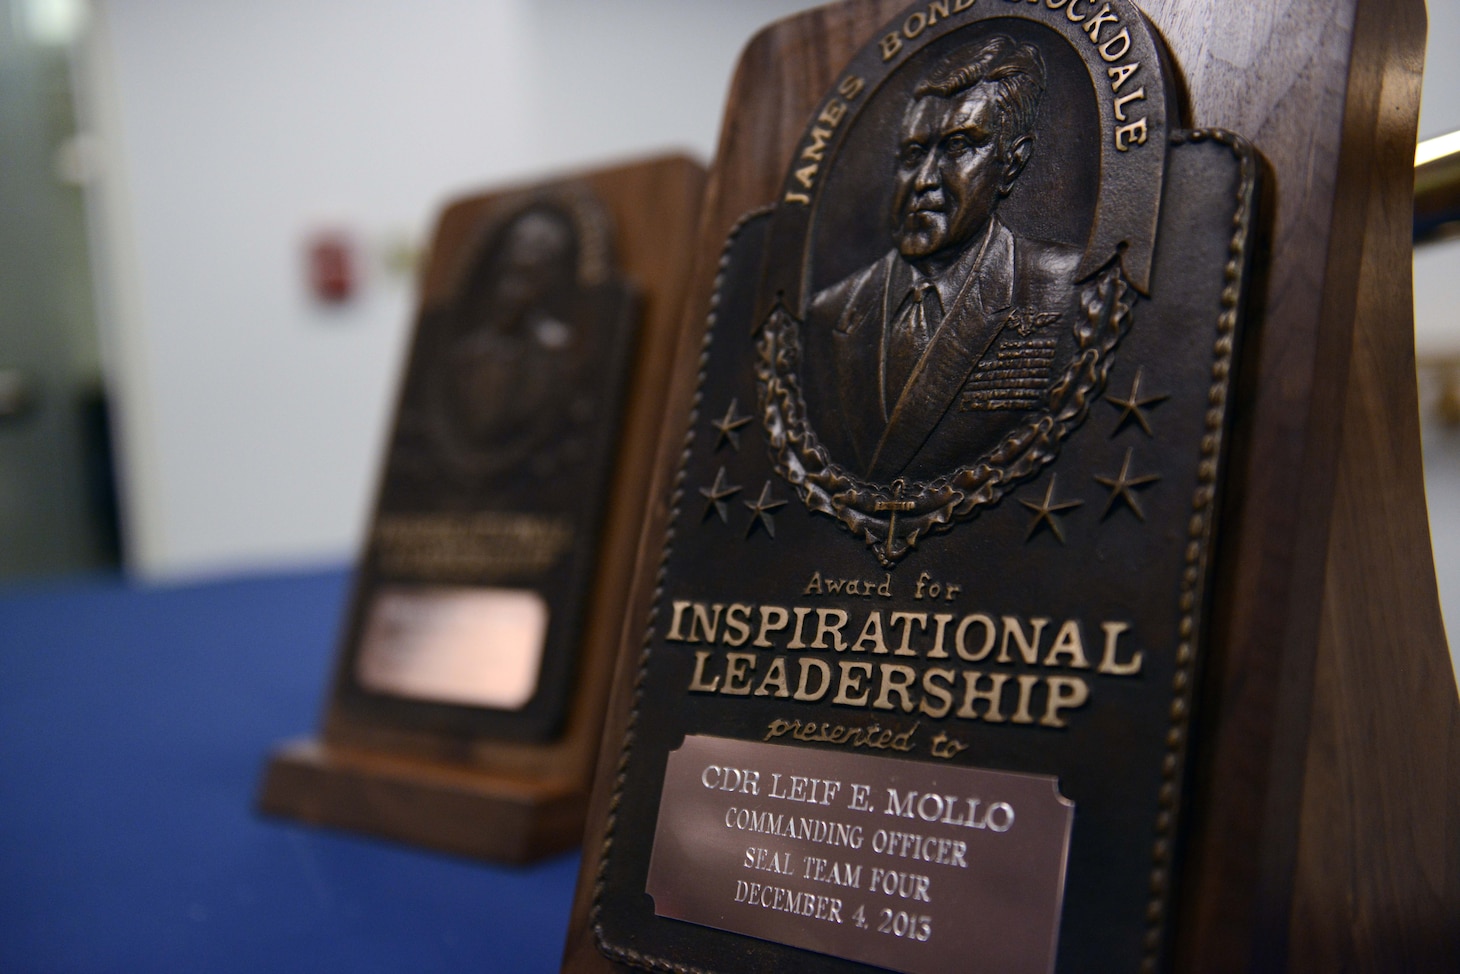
<box><xmin>711</xmin><ymin>398</ymin><xmax>753</xmax><ymax>452</ymax></box>
<box><xmin>743</xmin><ymin>480</ymin><xmax>788</xmax><ymax>539</ymax></box>
<box><xmin>1094</xmin><ymin>448</ymin><xmax>1162</xmax><ymax>521</ymax></box>
<box><xmin>698</xmin><ymin>466</ymin><xmax>742</xmax><ymax>524</ymax></box>
<box><xmin>1019</xmin><ymin>474</ymin><xmax>1084</xmax><ymax>544</ymax></box>
<box><xmin>1106</xmin><ymin>367</ymin><xmax>1169</xmax><ymax>438</ymax></box>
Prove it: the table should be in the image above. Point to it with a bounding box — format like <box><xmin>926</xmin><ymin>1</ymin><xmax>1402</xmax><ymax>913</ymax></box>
<box><xmin>0</xmin><ymin>568</ymin><xmax>579</xmax><ymax>973</ymax></box>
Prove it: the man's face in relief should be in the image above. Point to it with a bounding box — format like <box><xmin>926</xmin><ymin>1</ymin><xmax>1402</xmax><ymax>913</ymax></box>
<box><xmin>891</xmin><ymin>83</ymin><xmax>1021</xmax><ymax>263</ymax></box>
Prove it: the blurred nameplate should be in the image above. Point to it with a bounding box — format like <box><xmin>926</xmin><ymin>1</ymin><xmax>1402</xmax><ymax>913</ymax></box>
<box><xmin>588</xmin><ymin>2</ymin><xmax>1260</xmax><ymax>971</ymax></box>
<box><xmin>337</xmin><ymin>188</ymin><xmax>639</xmax><ymax>741</ymax></box>
<box><xmin>356</xmin><ymin>586</ymin><xmax>548</xmax><ymax>710</ymax></box>
<box><xmin>647</xmin><ymin>735</ymin><xmax>1072</xmax><ymax>974</ymax></box>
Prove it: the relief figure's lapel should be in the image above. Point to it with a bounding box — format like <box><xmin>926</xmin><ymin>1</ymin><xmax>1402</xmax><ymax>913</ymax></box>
<box><xmin>868</xmin><ymin>220</ymin><xmax>1015</xmax><ymax>482</ymax></box>
<box><xmin>828</xmin><ymin>252</ymin><xmax>896</xmax><ymax>474</ymax></box>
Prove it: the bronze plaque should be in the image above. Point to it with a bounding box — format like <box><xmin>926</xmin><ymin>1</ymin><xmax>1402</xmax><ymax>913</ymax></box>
<box><xmin>591</xmin><ymin>1</ymin><xmax>1260</xmax><ymax>971</ymax></box>
<box><xmin>332</xmin><ymin>188</ymin><xmax>639</xmax><ymax>741</ymax></box>
<box><xmin>648</xmin><ymin>735</ymin><xmax>1073</xmax><ymax>974</ymax></box>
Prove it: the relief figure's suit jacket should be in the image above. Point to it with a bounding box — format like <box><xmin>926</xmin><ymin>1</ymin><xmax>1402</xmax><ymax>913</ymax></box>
<box><xmin>804</xmin><ymin>217</ymin><xmax>1081</xmax><ymax>482</ymax></box>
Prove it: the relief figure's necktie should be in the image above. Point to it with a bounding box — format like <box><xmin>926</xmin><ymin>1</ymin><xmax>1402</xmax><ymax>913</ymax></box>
<box><xmin>887</xmin><ymin>281</ymin><xmax>943</xmax><ymax>406</ymax></box>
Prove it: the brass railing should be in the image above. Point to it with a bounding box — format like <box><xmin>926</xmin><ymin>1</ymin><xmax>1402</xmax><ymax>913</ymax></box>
<box><xmin>1414</xmin><ymin>131</ymin><xmax>1460</xmax><ymax>426</ymax></box>
<box><xmin>1417</xmin><ymin>130</ymin><xmax>1460</xmax><ymax>244</ymax></box>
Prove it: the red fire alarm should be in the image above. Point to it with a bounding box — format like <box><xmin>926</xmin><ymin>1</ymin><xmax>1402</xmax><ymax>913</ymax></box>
<box><xmin>306</xmin><ymin>230</ymin><xmax>356</xmax><ymax>303</ymax></box>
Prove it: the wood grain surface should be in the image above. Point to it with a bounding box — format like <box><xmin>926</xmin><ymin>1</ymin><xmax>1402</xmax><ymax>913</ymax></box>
<box><xmin>1282</xmin><ymin>0</ymin><xmax>1460</xmax><ymax>966</ymax></box>
<box><xmin>562</xmin><ymin>1</ymin><xmax>1458</xmax><ymax>969</ymax></box>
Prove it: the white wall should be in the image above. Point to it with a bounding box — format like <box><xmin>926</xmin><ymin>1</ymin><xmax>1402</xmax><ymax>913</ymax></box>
<box><xmin>79</xmin><ymin>1</ymin><xmax>1460</xmax><ymax>587</ymax></box>
<box><xmin>82</xmin><ymin>0</ymin><xmax>820</xmax><ymax>580</ymax></box>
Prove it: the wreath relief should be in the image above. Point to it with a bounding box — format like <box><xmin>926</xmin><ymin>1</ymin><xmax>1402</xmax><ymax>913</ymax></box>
<box><xmin>757</xmin><ymin>264</ymin><xmax>1132</xmax><ymax>566</ymax></box>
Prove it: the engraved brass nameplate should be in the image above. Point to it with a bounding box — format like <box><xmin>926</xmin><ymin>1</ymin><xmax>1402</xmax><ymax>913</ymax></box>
<box><xmin>648</xmin><ymin>735</ymin><xmax>1073</xmax><ymax>974</ymax></box>
<box><xmin>592</xmin><ymin>0</ymin><xmax>1260</xmax><ymax>970</ymax></box>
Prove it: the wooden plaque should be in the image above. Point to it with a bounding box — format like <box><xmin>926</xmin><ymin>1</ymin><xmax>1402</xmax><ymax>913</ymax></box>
<box><xmin>258</xmin><ymin>155</ymin><xmax>705</xmax><ymax>863</ymax></box>
<box><xmin>563</xmin><ymin>2</ymin><xmax>1458</xmax><ymax>971</ymax></box>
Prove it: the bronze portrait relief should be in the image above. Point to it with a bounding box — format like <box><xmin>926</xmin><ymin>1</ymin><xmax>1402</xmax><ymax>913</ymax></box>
<box><xmin>757</xmin><ymin>13</ymin><xmax>1167</xmax><ymax>565</ymax></box>
<box><xmin>418</xmin><ymin>193</ymin><xmax>617</xmax><ymax>488</ymax></box>
<box><xmin>809</xmin><ymin>35</ymin><xmax>1082</xmax><ymax>480</ymax></box>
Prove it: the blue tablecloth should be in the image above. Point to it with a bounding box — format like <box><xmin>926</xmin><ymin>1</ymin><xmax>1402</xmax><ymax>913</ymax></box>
<box><xmin>0</xmin><ymin>568</ymin><xmax>579</xmax><ymax>973</ymax></box>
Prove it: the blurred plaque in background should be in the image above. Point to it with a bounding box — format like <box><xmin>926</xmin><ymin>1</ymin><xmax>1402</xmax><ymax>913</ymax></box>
<box><xmin>564</xmin><ymin>0</ymin><xmax>1459</xmax><ymax>972</ymax></box>
<box><xmin>348</xmin><ymin>185</ymin><xmax>636</xmax><ymax>741</ymax></box>
<box><xmin>259</xmin><ymin>155</ymin><xmax>706</xmax><ymax>863</ymax></box>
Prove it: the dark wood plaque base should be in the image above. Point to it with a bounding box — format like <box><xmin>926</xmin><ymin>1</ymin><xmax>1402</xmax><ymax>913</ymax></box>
<box><xmin>259</xmin><ymin>738</ymin><xmax>583</xmax><ymax>863</ymax></box>
<box><xmin>258</xmin><ymin>155</ymin><xmax>706</xmax><ymax>864</ymax></box>
<box><xmin>562</xmin><ymin>1</ymin><xmax>1459</xmax><ymax>971</ymax></box>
